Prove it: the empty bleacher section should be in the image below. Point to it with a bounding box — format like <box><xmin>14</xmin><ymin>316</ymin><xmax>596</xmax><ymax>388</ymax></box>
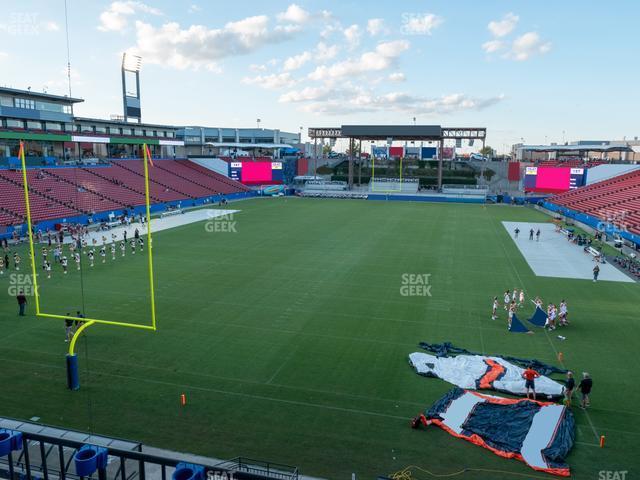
<box><xmin>549</xmin><ymin>169</ymin><xmax>640</xmax><ymax>234</ymax></box>
<box><xmin>441</xmin><ymin>184</ymin><xmax>489</xmax><ymax>197</ymax></box>
<box><xmin>0</xmin><ymin>159</ymin><xmax>250</xmax><ymax>227</ymax></box>
<box><xmin>537</xmin><ymin>160</ymin><xmax>604</xmax><ymax>168</ymax></box>
<box><xmin>113</xmin><ymin>160</ymin><xmax>201</xmax><ymax>200</ymax></box>
<box><xmin>369</xmin><ymin>177</ymin><xmax>419</xmax><ymax>193</ymax></box>
<box><xmin>301</xmin><ymin>180</ymin><xmax>367</xmax><ymax>198</ymax></box>
<box><xmin>176</xmin><ymin>160</ymin><xmax>251</xmax><ymax>193</ymax></box>
<box><xmin>304</xmin><ymin>180</ymin><xmax>347</xmax><ymax>192</ymax></box>
<box><xmin>0</xmin><ymin>172</ymin><xmax>82</xmax><ymax>221</ymax></box>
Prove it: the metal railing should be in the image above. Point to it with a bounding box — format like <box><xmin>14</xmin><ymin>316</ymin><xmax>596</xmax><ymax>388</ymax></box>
<box><xmin>0</xmin><ymin>417</ymin><xmax>298</xmax><ymax>480</ymax></box>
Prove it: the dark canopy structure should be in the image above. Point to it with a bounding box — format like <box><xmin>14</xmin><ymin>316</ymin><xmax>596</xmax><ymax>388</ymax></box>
<box><xmin>308</xmin><ymin>125</ymin><xmax>486</xmax><ymax>189</ymax></box>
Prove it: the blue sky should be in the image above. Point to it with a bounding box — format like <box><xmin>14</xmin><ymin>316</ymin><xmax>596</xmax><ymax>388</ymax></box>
<box><xmin>0</xmin><ymin>0</ymin><xmax>638</xmax><ymax>152</ymax></box>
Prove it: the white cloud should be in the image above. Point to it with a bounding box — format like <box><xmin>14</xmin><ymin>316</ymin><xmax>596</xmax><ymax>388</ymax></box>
<box><xmin>401</xmin><ymin>14</ymin><xmax>442</xmax><ymax>35</ymax></box>
<box><xmin>367</xmin><ymin>18</ymin><xmax>385</xmax><ymax>36</ymax></box>
<box><xmin>277</xmin><ymin>4</ymin><xmax>311</xmax><ymax>24</ymax></box>
<box><xmin>388</xmin><ymin>72</ymin><xmax>405</xmax><ymax>82</ymax></box>
<box><xmin>308</xmin><ymin>40</ymin><xmax>410</xmax><ymax>80</ymax></box>
<box><xmin>188</xmin><ymin>4</ymin><xmax>201</xmax><ymax>13</ymax></box>
<box><xmin>242</xmin><ymin>72</ymin><xmax>296</xmax><ymax>89</ymax></box>
<box><xmin>0</xmin><ymin>52</ymin><xmax>8</xmax><ymax>60</ymax></box>
<box><xmin>279</xmin><ymin>85</ymin><xmax>333</xmax><ymax>103</ymax></box>
<box><xmin>249</xmin><ymin>63</ymin><xmax>267</xmax><ymax>72</ymax></box>
<box><xmin>283</xmin><ymin>51</ymin><xmax>312</xmax><ymax>71</ymax></box>
<box><xmin>44</xmin><ymin>67</ymin><xmax>84</xmax><ymax>91</ymax></box>
<box><xmin>488</xmin><ymin>13</ymin><xmax>519</xmax><ymax>38</ymax></box>
<box><xmin>290</xmin><ymin>87</ymin><xmax>505</xmax><ymax>116</ymax></box>
<box><xmin>482</xmin><ymin>39</ymin><xmax>504</xmax><ymax>53</ymax></box>
<box><xmin>43</xmin><ymin>21</ymin><xmax>60</xmax><ymax>32</ymax></box>
<box><xmin>128</xmin><ymin>16</ymin><xmax>299</xmax><ymax>70</ymax></box>
<box><xmin>98</xmin><ymin>1</ymin><xmax>162</xmax><ymax>32</ymax></box>
<box><xmin>343</xmin><ymin>24</ymin><xmax>361</xmax><ymax>48</ymax></box>
<box><xmin>507</xmin><ymin>32</ymin><xmax>551</xmax><ymax>60</ymax></box>
<box><xmin>315</xmin><ymin>42</ymin><xmax>339</xmax><ymax>61</ymax></box>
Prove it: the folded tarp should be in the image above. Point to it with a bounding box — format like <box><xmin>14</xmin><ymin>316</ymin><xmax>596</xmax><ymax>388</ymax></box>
<box><xmin>423</xmin><ymin>388</ymin><xmax>574</xmax><ymax>476</ymax></box>
<box><xmin>418</xmin><ymin>342</ymin><xmax>566</xmax><ymax>376</ymax></box>
<box><xmin>409</xmin><ymin>352</ymin><xmax>565</xmax><ymax>400</ymax></box>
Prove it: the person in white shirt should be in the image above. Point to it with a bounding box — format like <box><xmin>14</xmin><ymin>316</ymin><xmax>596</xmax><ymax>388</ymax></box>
<box><xmin>559</xmin><ymin>300</ymin><xmax>568</xmax><ymax>326</ymax></box>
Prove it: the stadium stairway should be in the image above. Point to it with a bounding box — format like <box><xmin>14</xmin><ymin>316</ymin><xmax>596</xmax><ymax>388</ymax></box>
<box><xmin>176</xmin><ymin>160</ymin><xmax>251</xmax><ymax>193</ymax></box>
<box><xmin>144</xmin><ymin>161</ymin><xmax>218</xmax><ymax>197</ymax></box>
<box><xmin>112</xmin><ymin>160</ymin><xmax>197</xmax><ymax>200</ymax></box>
<box><xmin>39</xmin><ymin>169</ymin><xmax>126</xmax><ymax>211</ymax></box>
<box><xmin>79</xmin><ymin>165</ymin><xmax>166</xmax><ymax>203</ymax></box>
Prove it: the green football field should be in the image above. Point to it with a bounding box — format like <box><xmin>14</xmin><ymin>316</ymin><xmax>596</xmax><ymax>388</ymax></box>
<box><xmin>1</xmin><ymin>198</ymin><xmax>639</xmax><ymax>479</ymax></box>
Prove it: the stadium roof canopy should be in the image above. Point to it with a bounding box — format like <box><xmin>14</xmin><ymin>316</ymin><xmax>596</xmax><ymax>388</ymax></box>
<box><xmin>521</xmin><ymin>144</ymin><xmax>632</xmax><ymax>153</ymax></box>
<box><xmin>0</xmin><ymin>86</ymin><xmax>84</xmax><ymax>104</ymax></box>
<box><xmin>341</xmin><ymin>125</ymin><xmax>442</xmax><ymax>140</ymax></box>
<box><xmin>308</xmin><ymin>125</ymin><xmax>486</xmax><ymax>141</ymax></box>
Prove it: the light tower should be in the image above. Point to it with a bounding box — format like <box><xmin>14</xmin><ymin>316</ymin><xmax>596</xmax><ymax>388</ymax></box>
<box><xmin>121</xmin><ymin>53</ymin><xmax>142</xmax><ymax>123</ymax></box>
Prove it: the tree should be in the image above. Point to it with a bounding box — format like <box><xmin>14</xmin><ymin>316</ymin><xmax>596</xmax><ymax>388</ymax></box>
<box><xmin>345</xmin><ymin>140</ymin><xmax>361</xmax><ymax>156</ymax></box>
<box><xmin>322</xmin><ymin>144</ymin><xmax>332</xmax><ymax>156</ymax></box>
<box><xmin>479</xmin><ymin>146</ymin><xmax>494</xmax><ymax>157</ymax></box>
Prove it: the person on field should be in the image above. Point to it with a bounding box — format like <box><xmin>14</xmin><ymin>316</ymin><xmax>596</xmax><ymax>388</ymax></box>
<box><xmin>529</xmin><ymin>228</ymin><xmax>534</xmax><ymax>240</ymax></box>
<box><xmin>17</xmin><ymin>291</ymin><xmax>27</xmax><ymax>316</ymax></box>
<box><xmin>491</xmin><ymin>297</ymin><xmax>499</xmax><ymax>320</ymax></box>
<box><xmin>579</xmin><ymin>372</ymin><xmax>593</xmax><ymax>409</ymax></box>
<box><xmin>65</xmin><ymin>315</ymin><xmax>74</xmax><ymax>342</ymax></box>
<box><xmin>507</xmin><ymin>301</ymin><xmax>517</xmax><ymax>330</ymax></box>
<box><xmin>563</xmin><ymin>371</ymin><xmax>575</xmax><ymax>407</ymax></box>
<box><xmin>593</xmin><ymin>264</ymin><xmax>600</xmax><ymax>282</ymax></box>
<box><xmin>522</xmin><ymin>365</ymin><xmax>540</xmax><ymax>400</ymax></box>
<box><xmin>514</xmin><ymin>227</ymin><xmax>520</xmax><ymax>239</ymax></box>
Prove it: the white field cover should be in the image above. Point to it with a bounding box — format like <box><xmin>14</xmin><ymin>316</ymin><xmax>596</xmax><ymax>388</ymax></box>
<box><xmin>409</xmin><ymin>352</ymin><xmax>564</xmax><ymax>399</ymax></box>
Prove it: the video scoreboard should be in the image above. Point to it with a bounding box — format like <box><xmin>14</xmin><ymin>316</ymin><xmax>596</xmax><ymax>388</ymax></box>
<box><xmin>229</xmin><ymin>161</ymin><xmax>284</xmax><ymax>185</ymax></box>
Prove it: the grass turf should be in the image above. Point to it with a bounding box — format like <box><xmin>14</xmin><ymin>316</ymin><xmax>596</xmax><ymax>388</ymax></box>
<box><xmin>1</xmin><ymin>198</ymin><xmax>639</xmax><ymax>479</ymax></box>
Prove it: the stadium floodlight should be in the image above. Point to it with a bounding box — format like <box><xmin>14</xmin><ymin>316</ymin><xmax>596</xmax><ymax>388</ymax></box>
<box><xmin>121</xmin><ymin>53</ymin><xmax>142</xmax><ymax>122</ymax></box>
<box><xmin>122</xmin><ymin>52</ymin><xmax>142</xmax><ymax>72</ymax></box>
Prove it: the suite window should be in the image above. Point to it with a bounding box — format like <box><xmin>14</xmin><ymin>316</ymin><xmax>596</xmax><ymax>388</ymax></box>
<box><xmin>26</xmin><ymin>121</ymin><xmax>42</xmax><ymax>130</ymax></box>
<box><xmin>6</xmin><ymin>119</ymin><xmax>24</xmax><ymax>128</ymax></box>
<box><xmin>15</xmin><ymin>98</ymin><xmax>36</xmax><ymax>109</ymax></box>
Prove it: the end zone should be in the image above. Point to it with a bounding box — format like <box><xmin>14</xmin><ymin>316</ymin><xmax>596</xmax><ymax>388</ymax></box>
<box><xmin>502</xmin><ymin>221</ymin><xmax>634</xmax><ymax>283</ymax></box>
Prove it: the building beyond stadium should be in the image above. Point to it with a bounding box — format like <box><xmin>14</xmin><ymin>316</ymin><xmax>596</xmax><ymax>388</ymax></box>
<box><xmin>0</xmin><ymin>87</ymin><xmax>300</xmax><ymax>166</ymax></box>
